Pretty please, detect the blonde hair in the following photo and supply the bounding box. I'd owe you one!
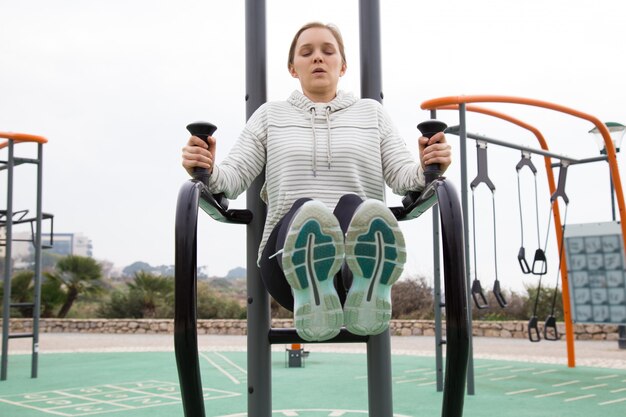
[287,22,347,69]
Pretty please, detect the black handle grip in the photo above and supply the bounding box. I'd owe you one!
[417,119,448,184]
[186,121,218,185]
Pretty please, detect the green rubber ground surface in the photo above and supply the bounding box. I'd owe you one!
[1,351,625,417]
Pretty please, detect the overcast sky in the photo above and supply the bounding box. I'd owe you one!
[2,0,626,292]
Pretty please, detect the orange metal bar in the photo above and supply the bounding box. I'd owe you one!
[0,132,48,149]
[424,96,624,368]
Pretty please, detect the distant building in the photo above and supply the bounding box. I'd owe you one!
[9,232,93,258]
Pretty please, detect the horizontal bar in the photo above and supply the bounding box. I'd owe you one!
[268,328,369,345]
[446,125,580,163]
[10,303,34,308]
[8,333,34,339]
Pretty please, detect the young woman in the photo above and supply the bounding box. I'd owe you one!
[182,22,451,341]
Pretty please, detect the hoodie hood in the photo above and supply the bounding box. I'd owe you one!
[287,90,358,176]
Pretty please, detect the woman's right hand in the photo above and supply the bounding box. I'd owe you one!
[182,135,216,177]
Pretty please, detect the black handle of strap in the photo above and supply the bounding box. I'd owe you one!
[493,280,507,308]
[532,248,548,275]
[543,316,559,341]
[518,247,531,274]
[528,316,541,342]
[471,279,489,309]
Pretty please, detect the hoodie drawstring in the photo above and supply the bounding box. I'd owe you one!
[325,107,332,170]
[310,107,318,177]
[309,106,333,177]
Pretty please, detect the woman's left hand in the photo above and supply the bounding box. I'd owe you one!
[418,132,452,174]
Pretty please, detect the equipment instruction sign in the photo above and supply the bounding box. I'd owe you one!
[565,221,626,324]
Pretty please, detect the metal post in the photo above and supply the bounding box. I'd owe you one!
[359,1,393,415]
[1,140,14,381]
[607,153,626,349]
[31,143,44,377]
[429,109,444,392]
[458,104,475,395]
[245,0,270,415]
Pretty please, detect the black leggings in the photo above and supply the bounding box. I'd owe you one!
[259,194,365,311]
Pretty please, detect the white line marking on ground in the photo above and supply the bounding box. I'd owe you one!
[355,375,368,380]
[505,388,537,396]
[553,380,580,387]
[564,394,596,402]
[490,375,517,381]
[404,368,430,373]
[594,374,618,380]
[396,378,428,384]
[199,352,240,385]
[473,364,492,369]
[281,411,299,416]
[476,373,494,378]
[417,381,437,387]
[581,384,608,390]
[53,390,135,410]
[599,397,626,406]
[610,388,626,393]
[213,352,247,374]
[329,412,347,417]
[535,391,566,398]
[533,369,558,375]
[0,399,73,416]
[509,367,536,373]
[486,365,514,371]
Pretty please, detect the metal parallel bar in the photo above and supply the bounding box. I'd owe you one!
[458,104,476,396]
[1,140,15,381]
[434,179,470,417]
[245,1,269,416]
[174,181,206,417]
[31,142,44,378]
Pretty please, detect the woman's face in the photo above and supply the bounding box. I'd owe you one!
[289,27,346,101]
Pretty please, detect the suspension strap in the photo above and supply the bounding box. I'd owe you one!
[545,202,568,341]
[516,151,539,274]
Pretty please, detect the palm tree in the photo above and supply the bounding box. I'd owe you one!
[127,271,174,318]
[45,255,104,318]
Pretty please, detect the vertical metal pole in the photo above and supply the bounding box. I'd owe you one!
[608,157,626,349]
[359,1,393,415]
[459,104,475,395]
[1,140,14,381]
[245,1,269,416]
[430,109,444,392]
[31,143,44,378]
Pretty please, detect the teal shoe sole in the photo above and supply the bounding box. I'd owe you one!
[344,200,406,336]
[282,201,345,342]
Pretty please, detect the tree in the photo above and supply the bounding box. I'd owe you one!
[391,276,435,319]
[126,271,174,318]
[45,255,104,318]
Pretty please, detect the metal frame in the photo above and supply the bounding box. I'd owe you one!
[422,97,626,367]
[174,1,470,416]
[1,132,50,381]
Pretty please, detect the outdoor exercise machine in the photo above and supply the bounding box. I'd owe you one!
[421,96,626,366]
[1,131,53,381]
[174,1,469,416]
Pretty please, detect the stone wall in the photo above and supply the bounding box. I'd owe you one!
[2,318,620,340]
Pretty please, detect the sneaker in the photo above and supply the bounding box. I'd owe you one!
[344,199,406,336]
[281,200,345,342]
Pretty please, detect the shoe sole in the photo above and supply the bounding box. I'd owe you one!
[344,200,406,336]
[282,201,345,342]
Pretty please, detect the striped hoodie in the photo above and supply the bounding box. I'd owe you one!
[208,90,425,261]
